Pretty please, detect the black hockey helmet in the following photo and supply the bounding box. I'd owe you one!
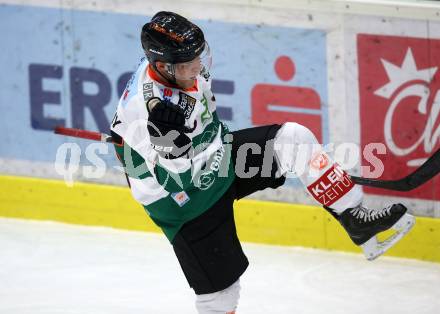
[141,11,206,65]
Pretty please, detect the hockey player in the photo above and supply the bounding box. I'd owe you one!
[110,11,415,314]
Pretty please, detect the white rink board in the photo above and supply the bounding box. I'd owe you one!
[1,218,439,314]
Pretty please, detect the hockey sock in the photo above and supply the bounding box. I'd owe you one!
[273,122,363,214]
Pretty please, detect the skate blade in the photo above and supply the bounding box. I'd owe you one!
[361,213,416,261]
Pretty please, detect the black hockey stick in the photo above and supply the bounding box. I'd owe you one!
[350,148,440,191]
[54,127,440,192]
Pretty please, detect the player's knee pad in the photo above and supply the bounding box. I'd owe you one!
[195,280,240,314]
[274,122,320,174]
[277,122,319,146]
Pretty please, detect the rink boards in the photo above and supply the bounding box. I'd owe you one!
[1,175,439,263]
[1,0,440,217]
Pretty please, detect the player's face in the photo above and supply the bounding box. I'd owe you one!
[173,42,212,81]
[174,57,203,81]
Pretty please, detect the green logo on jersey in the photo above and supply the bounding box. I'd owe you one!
[200,95,212,125]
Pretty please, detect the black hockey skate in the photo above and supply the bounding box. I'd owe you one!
[325,203,415,261]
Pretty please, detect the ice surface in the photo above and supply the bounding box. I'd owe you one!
[0,218,439,314]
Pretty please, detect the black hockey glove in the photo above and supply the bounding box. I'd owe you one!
[147,97,195,159]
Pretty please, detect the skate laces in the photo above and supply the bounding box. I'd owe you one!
[350,204,393,222]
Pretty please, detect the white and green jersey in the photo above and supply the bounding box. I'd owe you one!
[110,58,234,241]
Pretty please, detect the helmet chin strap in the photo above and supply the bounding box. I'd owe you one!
[165,64,178,85]
[151,61,178,85]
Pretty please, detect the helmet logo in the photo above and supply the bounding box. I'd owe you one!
[149,48,164,55]
[151,23,185,42]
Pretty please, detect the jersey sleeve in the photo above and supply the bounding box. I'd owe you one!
[111,93,195,193]
[110,97,155,181]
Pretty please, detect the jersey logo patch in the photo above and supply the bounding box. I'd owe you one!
[178,92,196,119]
[200,95,212,125]
[171,191,190,207]
[143,82,154,106]
[163,88,173,99]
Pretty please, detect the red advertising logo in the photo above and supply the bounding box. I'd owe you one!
[307,164,355,207]
[310,151,329,170]
[251,56,323,142]
[163,88,173,98]
[358,34,440,200]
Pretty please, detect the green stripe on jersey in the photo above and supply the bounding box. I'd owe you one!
[114,143,152,180]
